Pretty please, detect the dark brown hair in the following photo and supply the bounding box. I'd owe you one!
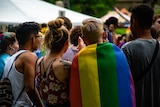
[0,32,16,54]
[70,26,82,46]
[57,16,72,30]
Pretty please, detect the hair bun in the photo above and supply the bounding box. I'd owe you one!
[48,19,64,30]
[82,18,101,25]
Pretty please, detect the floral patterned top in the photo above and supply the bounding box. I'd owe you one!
[36,58,69,105]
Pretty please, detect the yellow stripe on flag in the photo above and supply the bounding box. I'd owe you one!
[78,44,101,107]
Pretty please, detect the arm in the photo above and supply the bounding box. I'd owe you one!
[23,52,44,107]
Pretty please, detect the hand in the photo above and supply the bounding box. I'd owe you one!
[77,37,86,51]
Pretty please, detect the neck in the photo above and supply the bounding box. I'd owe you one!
[136,29,153,39]
[48,49,65,59]
[98,37,103,44]
[19,46,33,52]
[86,38,103,45]
[49,52,61,58]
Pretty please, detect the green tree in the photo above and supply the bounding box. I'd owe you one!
[70,0,116,18]
[44,0,55,4]
[43,0,117,18]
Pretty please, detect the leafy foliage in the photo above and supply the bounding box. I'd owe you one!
[116,28,126,35]
[154,10,160,14]
[43,0,117,18]
[70,0,116,18]
[44,0,55,4]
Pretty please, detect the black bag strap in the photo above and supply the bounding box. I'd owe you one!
[5,50,27,105]
[6,59,14,78]
[6,50,27,78]
[13,87,25,105]
[135,40,159,81]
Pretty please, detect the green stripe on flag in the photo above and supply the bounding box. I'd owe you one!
[97,43,119,107]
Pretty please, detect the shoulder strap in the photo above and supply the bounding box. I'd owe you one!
[13,87,25,105]
[135,40,159,81]
[6,50,27,105]
[6,50,27,78]
[42,57,57,78]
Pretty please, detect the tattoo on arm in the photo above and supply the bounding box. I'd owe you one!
[60,60,71,72]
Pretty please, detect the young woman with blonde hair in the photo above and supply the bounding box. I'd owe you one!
[36,19,71,107]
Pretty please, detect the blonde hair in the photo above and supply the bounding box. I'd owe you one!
[43,19,69,53]
[81,18,103,44]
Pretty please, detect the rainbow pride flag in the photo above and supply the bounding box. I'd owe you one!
[70,42,135,107]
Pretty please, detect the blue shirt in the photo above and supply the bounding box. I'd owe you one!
[0,53,11,78]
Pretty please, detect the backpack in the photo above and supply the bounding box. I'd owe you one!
[0,50,26,107]
[0,77,12,106]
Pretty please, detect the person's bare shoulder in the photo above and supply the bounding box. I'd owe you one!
[60,59,71,72]
[17,51,37,70]
[53,59,71,72]
[15,51,37,73]
[19,51,37,62]
[53,59,71,73]
[60,59,72,66]
[52,59,71,82]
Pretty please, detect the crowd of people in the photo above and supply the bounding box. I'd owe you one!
[0,3,160,107]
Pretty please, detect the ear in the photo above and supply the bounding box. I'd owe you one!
[131,18,136,27]
[8,44,13,50]
[9,44,16,51]
[81,37,88,46]
[31,35,36,44]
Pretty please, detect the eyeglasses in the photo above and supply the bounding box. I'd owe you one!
[35,35,42,39]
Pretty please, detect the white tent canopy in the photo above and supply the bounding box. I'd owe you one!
[0,0,99,25]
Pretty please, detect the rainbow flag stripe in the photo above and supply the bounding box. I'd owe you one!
[70,42,135,107]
